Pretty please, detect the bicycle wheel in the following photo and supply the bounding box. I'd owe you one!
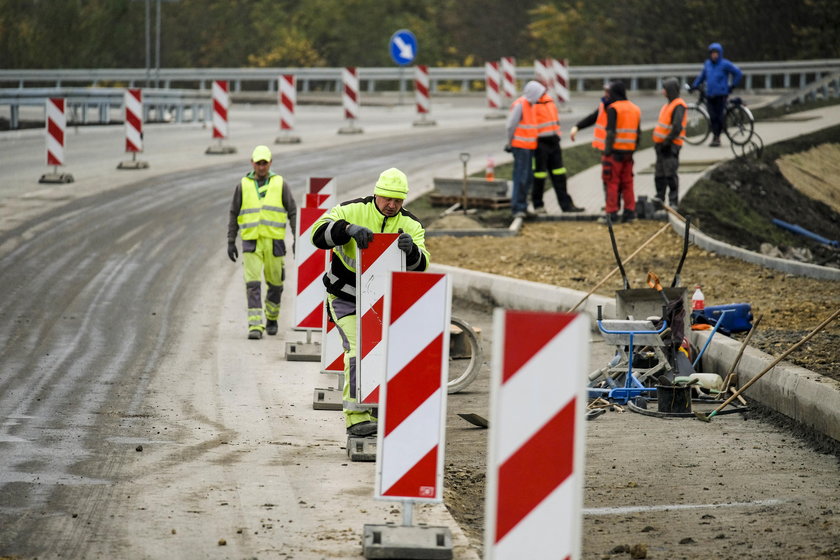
[725,104,754,146]
[447,317,483,394]
[683,103,710,145]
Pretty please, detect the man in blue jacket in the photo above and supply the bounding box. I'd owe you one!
[691,42,743,147]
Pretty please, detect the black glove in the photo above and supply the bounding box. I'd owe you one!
[397,229,416,254]
[227,242,238,262]
[503,144,513,153]
[346,224,373,249]
[659,142,672,155]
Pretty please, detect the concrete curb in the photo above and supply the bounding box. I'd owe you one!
[431,263,840,443]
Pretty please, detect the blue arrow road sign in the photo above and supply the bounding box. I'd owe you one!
[389,29,417,66]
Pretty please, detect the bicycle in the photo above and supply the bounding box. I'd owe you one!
[683,84,755,146]
[447,316,483,393]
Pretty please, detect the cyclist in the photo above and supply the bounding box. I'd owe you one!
[690,42,743,147]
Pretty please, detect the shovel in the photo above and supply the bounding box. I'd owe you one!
[696,307,840,422]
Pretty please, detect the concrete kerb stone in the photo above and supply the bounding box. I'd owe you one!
[431,263,840,443]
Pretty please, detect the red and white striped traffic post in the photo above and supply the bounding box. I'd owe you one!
[484,61,505,120]
[501,56,517,105]
[485,310,589,560]
[362,271,452,556]
[39,97,74,184]
[412,64,436,127]
[552,58,571,110]
[118,88,149,170]
[206,80,236,154]
[276,73,301,144]
[534,59,553,97]
[338,67,363,134]
[307,177,337,209]
[286,206,329,362]
[356,233,404,406]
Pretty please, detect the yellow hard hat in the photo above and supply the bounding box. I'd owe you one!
[251,145,272,162]
[374,168,409,199]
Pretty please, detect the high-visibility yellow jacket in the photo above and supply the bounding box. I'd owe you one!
[238,173,288,240]
[653,98,688,146]
[311,196,429,302]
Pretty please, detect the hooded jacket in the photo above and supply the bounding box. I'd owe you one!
[653,78,687,146]
[506,81,546,147]
[691,43,743,97]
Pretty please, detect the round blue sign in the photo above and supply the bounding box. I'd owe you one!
[389,29,417,66]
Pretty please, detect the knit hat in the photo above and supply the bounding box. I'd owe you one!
[374,168,409,199]
[251,145,272,162]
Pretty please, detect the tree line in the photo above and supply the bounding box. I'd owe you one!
[1,0,838,70]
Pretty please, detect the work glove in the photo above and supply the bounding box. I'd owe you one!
[397,229,416,254]
[346,224,374,249]
[503,144,512,153]
[227,242,238,262]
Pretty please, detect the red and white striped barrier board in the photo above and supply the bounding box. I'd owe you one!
[414,64,431,115]
[124,88,143,153]
[45,98,66,166]
[501,57,517,102]
[321,253,345,373]
[342,67,360,121]
[534,59,553,95]
[212,80,230,139]
[485,310,589,560]
[376,272,450,500]
[278,74,296,132]
[485,62,502,110]
[308,177,337,209]
[305,193,331,208]
[552,58,571,104]
[293,207,329,329]
[356,233,404,405]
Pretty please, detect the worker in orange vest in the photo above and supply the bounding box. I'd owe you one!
[504,80,545,219]
[531,80,584,214]
[593,81,641,224]
[652,78,688,207]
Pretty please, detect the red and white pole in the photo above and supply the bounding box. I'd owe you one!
[356,233,404,405]
[552,58,571,105]
[117,88,149,169]
[377,271,450,501]
[485,310,589,560]
[485,61,502,110]
[413,64,435,126]
[39,97,74,183]
[206,80,236,154]
[276,73,301,144]
[212,80,230,139]
[293,207,329,329]
[339,67,363,134]
[501,57,517,104]
[534,59,552,94]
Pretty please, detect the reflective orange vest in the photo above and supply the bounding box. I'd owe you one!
[610,100,641,151]
[510,96,539,149]
[653,98,688,146]
[535,93,561,137]
[591,102,607,150]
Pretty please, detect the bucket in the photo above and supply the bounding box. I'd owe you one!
[656,385,692,414]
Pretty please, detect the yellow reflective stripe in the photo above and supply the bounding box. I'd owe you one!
[533,171,548,178]
[552,167,567,175]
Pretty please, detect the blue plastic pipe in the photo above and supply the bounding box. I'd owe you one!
[772,218,839,248]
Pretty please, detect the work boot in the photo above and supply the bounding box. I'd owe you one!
[346,420,377,437]
[265,319,278,336]
[248,329,263,340]
[622,210,637,223]
[709,136,721,147]
[563,205,585,213]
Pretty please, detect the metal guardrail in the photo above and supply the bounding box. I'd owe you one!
[0,87,210,129]
[769,71,840,107]
[1,60,839,93]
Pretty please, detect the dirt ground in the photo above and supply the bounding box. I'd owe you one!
[430,139,840,558]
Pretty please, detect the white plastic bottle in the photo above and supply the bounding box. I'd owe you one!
[691,285,705,312]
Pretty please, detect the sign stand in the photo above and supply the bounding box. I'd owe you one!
[362,271,453,559]
[285,328,320,361]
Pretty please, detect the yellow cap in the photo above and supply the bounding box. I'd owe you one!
[373,168,409,199]
[251,145,272,163]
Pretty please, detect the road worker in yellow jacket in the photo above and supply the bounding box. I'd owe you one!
[311,168,429,437]
[227,145,297,340]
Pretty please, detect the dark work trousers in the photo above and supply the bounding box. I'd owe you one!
[654,143,681,207]
[707,95,727,139]
[531,135,575,211]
